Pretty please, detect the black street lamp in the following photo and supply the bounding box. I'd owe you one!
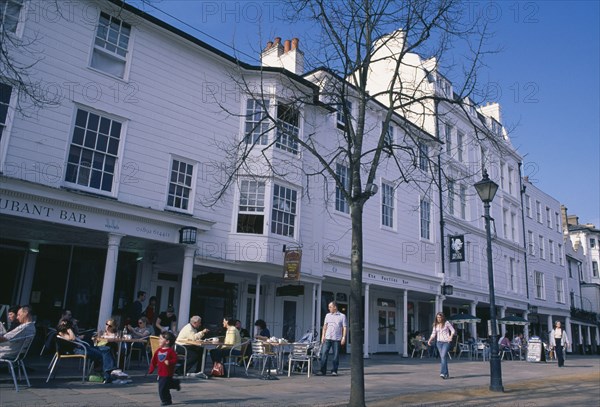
[473,169,504,392]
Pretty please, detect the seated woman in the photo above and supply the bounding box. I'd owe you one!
[97,318,125,364]
[210,318,241,364]
[254,319,271,341]
[57,319,116,383]
[125,316,152,359]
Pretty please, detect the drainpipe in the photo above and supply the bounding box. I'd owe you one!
[518,162,530,300]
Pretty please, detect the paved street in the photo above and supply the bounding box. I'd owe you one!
[1,354,598,406]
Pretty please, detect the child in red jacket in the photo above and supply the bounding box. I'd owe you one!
[149,331,180,406]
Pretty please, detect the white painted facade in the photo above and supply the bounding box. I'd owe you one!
[1,0,597,355]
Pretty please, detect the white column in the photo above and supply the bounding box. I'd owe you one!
[499,306,506,336]
[435,295,442,314]
[547,314,553,333]
[596,325,600,347]
[18,242,39,305]
[402,289,408,357]
[523,311,529,340]
[97,233,124,331]
[470,301,478,340]
[586,326,592,347]
[565,316,573,352]
[311,283,317,334]
[177,246,196,331]
[363,283,370,358]
[316,283,322,334]
[254,274,262,333]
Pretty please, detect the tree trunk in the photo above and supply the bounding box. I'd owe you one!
[349,202,365,406]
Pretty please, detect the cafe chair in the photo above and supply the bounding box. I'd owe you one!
[457,343,471,360]
[287,342,313,378]
[174,343,187,376]
[223,339,251,377]
[125,336,150,369]
[410,338,428,358]
[246,341,276,377]
[0,334,35,391]
[47,337,94,383]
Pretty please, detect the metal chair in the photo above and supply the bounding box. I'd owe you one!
[287,342,313,377]
[223,339,251,377]
[47,337,94,383]
[246,341,276,377]
[474,342,488,361]
[457,343,471,359]
[410,338,428,358]
[0,334,35,391]
[125,337,150,369]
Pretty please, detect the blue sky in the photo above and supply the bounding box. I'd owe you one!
[136,0,600,227]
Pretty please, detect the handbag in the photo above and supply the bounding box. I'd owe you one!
[211,361,225,377]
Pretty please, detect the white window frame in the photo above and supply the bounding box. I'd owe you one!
[539,235,545,259]
[528,230,535,255]
[456,131,464,162]
[555,277,564,303]
[236,179,266,234]
[509,258,516,292]
[558,244,564,266]
[381,181,395,228]
[592,261,599,278]
[525,195,532,218]
[244,98,271,145]
[444,123,452,155]
[555,212,561,233]
[546,206,552,229]
[418,142,428,171]
[500,162,505,190]
[275,102,300,154]
[511,213,517,242]
[420,198,431,240]
[508,167,514,195]
[0,81,16,165]
[90,11,132,79]
[166,157,196,213]
[459,184,467,220]
[534,271,545,300]
[271,183,297,237]
[336,100,352,130]
[335,163,350,214]
[1,0,25,36]
[536,201,542,223]
[64,106,125,197]
[447,180,455,216]
[549,239,555,263]
[503,208,509,239]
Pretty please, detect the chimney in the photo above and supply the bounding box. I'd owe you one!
[260,36,304,75]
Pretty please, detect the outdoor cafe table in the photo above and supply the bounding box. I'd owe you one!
[97,336,147,373]
[179,339,221,379]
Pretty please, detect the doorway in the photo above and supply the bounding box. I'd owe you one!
[376,298,397,352]
[152,273,180,317]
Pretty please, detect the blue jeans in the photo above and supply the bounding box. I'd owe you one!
[436,341,451,376]
[320,340,341,374]
[76,345,115,379]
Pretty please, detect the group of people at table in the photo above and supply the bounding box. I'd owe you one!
[53,305,272,381]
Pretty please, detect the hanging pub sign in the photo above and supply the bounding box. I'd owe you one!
[283,248,302,281]
[449,235,465,262]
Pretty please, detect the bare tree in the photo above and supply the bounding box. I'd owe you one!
[205,1,499,405]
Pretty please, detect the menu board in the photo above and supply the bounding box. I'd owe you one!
[527,339,543,362]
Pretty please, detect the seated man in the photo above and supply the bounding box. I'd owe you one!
[176,315,209,376]
[0,305,36,359]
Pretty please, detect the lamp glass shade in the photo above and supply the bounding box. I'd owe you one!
[179,227,197,244]
[474,169,499,203]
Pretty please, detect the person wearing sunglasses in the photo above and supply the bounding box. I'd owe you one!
[126,317,152,339]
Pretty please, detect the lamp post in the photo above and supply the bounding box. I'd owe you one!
[474,169,504,392]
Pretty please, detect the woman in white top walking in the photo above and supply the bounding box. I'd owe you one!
[428,312,456,379]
